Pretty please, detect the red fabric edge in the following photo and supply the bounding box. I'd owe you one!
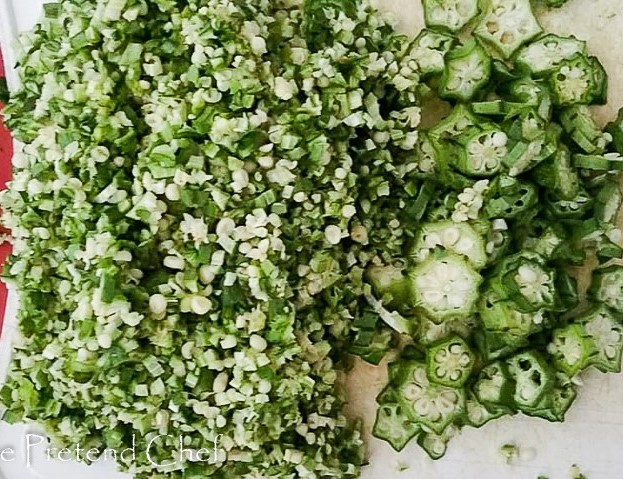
[0,47,13,337]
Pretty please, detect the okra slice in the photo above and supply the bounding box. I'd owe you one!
[479,288,544,337]
[522,377,577,422]
[473,361,516,411]
[423,0,479,33]
[590,266,623,313]
[415,316,477,346]
[532,145,581,201]
[594,180,623,226]
[606,107,623,154]
[573,153,623,172]
[507,351,555,408]
[417,425,458,460]
[426,335,475,388]
[365,264,413,310]
[439,39,492,102]
[547,324,597,376]
[548,53,601,106]
[408,29,456,78]
[410,220,487,269]
[475,328,528,361]
[464,392,509,428]
[485,179,538,219]
[409,253,482,322]
[515,34,587,77]
[429,103,481,140]
[411,133,439,177]
[454,129,508,177]
[560,106,611,155]
[395,361,466,434]
[578,306,623,373]
[545,188,593,219]
[507,78,552,120]
[500,256,556,312]
[372,403,421,452]
[589,56,608,105]
[474,0,542,59]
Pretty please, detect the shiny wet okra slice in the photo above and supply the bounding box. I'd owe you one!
[395,361,466,434]
[454,129,508,178]
[410,220,487,269]
[426,335,475,388]
[409,253,482,322]
[422,0,479,33]
[417,425,458,460]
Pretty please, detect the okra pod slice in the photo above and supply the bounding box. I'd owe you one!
[577,306,623,373]
[426,335,476,388]
[423,0,479,33]
[417,425,458,460]
[545,188,593,219]
[474,0,542,58]
[395,361,466,434]
[464,392,509,428]
[409,253,482,323]
[560,105,611,155]
[473,361,516,412]
[410,220,487,269]
[372,402,421,452]
[532,145,581,201]
[590,266,623,313]
[548,53,602,106]
[573,153,623,172]
[606,106,623,154]
[485,179,538,219]
[408,29,456,78]
[522,377,577,422]
[454,129,508,177]
[439,39,492,102]
[548,324,597,376]
[365,264,413,311]
[515,34,587,77]
[507,351,555,408]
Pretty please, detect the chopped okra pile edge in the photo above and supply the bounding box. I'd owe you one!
[0,0,622,477]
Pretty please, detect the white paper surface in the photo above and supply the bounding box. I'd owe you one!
[0,1,622,479]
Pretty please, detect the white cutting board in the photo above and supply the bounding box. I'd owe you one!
[0,1,622,479]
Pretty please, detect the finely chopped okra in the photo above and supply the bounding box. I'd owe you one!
[0,0,622,475]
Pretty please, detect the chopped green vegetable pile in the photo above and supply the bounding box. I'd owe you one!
[0,0,622,475]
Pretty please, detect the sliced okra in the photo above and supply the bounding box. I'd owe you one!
[474,0,542,59]
[454,128,508,177]
[473,361,516,412]
[417,425,458,460]
[578,306,623,373]
[560,106,611,155]
[365,264,413,310]
[532,145,581,201]
[515,34,587,77]
[545,188,593,219]
[423,0,479,33]
[522,376,577,422]
[547,324,597,376]
[408,29,456,78]
[372,402,421,452]
[548,53,603,106]
[464,392,509,428]
[395,361,466,434]
[410,220,487,269]
[506,351,555,409]
[590,266,623,314]
[606,107,623,155]
[409,253,482,322]
[426,335,476,388]
[507,78,553,120]
[439,39,492,102]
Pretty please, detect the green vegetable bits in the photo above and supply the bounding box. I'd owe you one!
[369,0,623,461]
